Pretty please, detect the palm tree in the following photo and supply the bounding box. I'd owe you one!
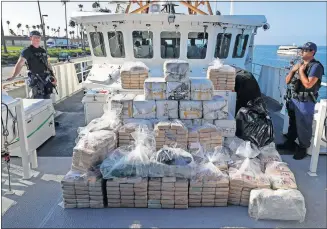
[92,1,100,10]
[71,31,75,39]
[17,23,22,35]
[6,20,10,34]
[47,25,50,35]
[61,0,69,47]
[78,4,83,11]
[9,29,16,36]
[57,27,60,37]
[2,21,8,53]
[36,24,40,32]
[25,25,30,34]
[32,25,36,30]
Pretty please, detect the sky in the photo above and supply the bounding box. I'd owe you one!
[1,0,326,46]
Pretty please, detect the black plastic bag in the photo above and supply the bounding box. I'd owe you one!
[235,97,274,147]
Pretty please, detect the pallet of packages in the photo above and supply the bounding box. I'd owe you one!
[207,64,236,91]
[120,61,149,89]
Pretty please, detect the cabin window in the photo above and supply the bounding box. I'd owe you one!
[215,33,232,59]
[89,32,106,57]
[160,31,181,59]
[187,32,208,59]
[233,34,249,58]
[108,31,125,58]
[132,31,153,58]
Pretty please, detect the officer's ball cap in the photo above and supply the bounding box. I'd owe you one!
[300,42,317,53]
[30,30,41,37]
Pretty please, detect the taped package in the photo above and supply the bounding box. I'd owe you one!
[155,120,188,150]
[72,130,117,173]
[101,127,155,179]
[148,146,195,179]
[190,78,214,101]
[249,189,306,222]
[228,158,271,206]
[163,60,189,82]
[166,81,191,100]
[88,169,105,208]
[106,177,148,208]
[144,77,167,100]
[179,101,202,119]
[207,61,236,91]
[190,157,230,207]
[120,61,149,89]
[111,94,136,118]
[133,95,156,119]
[258,142,282,171]
[87,63,120,84]
[156,100,179,120]
[214,113,236,137]
[265,161,297,190]
[203,95,228,120]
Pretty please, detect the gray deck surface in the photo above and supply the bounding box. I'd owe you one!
[2,92,327,228]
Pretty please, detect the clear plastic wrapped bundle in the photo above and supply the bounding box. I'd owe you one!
[76,109,122,142]
[149,146,195,178]
[249,188,306,222]
[235,141,261,159]
[100,147,130,179]
[118,122,153,147]
[111,94,136,118]
[122,118,154,129]
[228,137,246,153]
[100,127,155,178]
[214,113,236,137]
[120,61,149,89]
[144,77,167,100]
[203,95,228,120]
[190,78,214,101]
[163,60,189,82]
[194,123,223,150]
[258,142,282,171]
[72,130,117,173]
[265,161,297,190]
[207,60,236,91]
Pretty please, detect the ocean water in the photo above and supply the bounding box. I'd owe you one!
[253,45,327,100]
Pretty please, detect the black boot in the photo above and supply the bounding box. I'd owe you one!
[276,140,297,152]
[293,147,307,160]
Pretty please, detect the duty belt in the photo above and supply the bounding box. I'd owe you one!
[292,92,317,103]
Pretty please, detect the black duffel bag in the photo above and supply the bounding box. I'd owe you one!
[235,97,274,147]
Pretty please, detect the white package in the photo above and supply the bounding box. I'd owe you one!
[156,100,178,120]
[215,113,236,137]
[144,77,166,100]
[111,94,136,118]
[179,101,202,119]
[166,81,190,100]
[249,189,306,222]
[87,64,120,84]
[133,95,156,119]
[203,95,228,120]
[190,78,214,101]
[120,61,149,75]
[163,60,189,82]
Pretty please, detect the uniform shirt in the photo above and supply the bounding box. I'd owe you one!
[308,62,324,80]
[21,45,48,74]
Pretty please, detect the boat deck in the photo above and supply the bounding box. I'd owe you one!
[2,91,326,228]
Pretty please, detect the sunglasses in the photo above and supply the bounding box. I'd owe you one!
[301,49,313,53]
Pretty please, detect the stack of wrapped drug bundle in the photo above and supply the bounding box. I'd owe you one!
[148,146,194,208]
[120,61,149,89]
[156,100,179,120]
[179,101,202,119]
[101,127,154,208]
[197,124,224,150]
[154,120,188,150]
[203,95,229,120]
[111,94,136,119]
[189,146,231,207]
[164,60,190,100]
[228,140,270,206]
[144,77,166,100]
[106,177,148,208]
[206,60,236,91]
[72,130,117,173]
[87,169,105,208]
[257,142,282,171]
[61,170,80,209]
[133,95,156,119]
[265,161,298,190]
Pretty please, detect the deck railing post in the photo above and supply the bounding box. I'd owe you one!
[308,99,327,176]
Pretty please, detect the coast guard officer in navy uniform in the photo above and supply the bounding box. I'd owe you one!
[277,42,324,160]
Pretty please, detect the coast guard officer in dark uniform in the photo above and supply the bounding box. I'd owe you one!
[8,30,57,99]
[277,42,324,160]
